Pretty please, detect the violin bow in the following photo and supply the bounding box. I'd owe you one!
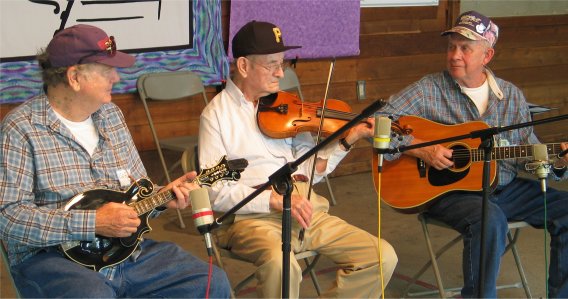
[300,58,336,245]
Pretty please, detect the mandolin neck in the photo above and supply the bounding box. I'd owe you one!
[126,155,246,216]
[129,177,200,216]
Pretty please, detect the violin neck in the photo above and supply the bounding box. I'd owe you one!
[317,107,358,121]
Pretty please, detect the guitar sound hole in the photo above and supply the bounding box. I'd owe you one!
[450,144,470,169]
[428,143,471,187]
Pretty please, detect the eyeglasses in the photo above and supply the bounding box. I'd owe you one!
[78,36,117,64]
[248,58,289,73]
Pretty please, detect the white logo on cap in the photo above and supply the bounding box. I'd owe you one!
[476,23,487,34]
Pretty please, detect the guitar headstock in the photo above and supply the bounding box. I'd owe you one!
[196,156,248,187]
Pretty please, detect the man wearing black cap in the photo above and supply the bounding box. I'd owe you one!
[0,24,231,298]
[382,11,568,297]
[199,20,398,298]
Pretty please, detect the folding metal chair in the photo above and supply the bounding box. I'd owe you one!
[214,246,322,297]
[180,147,323,297]
[137,71,208,228]
[403,213,532,298]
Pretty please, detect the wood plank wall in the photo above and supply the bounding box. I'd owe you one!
[1,0,566,177]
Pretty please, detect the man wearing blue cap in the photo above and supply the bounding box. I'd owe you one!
[199,20,398,298]
[0,24,231,298]
[382,11,568,297]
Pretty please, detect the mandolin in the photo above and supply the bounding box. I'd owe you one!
[60,155,248,271]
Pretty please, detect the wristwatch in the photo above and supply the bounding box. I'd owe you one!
[339,137,352,151]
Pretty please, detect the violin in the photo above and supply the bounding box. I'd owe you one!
[257,91,412,139]
[257,91,358,139]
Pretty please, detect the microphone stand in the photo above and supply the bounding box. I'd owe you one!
[381,113,568,297]
[208,99,386,298]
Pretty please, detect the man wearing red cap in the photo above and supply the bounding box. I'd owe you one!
[199,21,398,298]
[0,24,231,298]
[382,11,568,297]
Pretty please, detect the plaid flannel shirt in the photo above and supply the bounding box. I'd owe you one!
[0,95,147,279]
[381,69,566,187]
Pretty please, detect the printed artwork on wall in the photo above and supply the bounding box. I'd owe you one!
[0,0,228,104]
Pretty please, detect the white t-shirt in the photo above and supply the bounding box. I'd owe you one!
[53,110,99,156]
[461,80,489,115]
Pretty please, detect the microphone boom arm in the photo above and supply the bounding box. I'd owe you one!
[383,114,568,155]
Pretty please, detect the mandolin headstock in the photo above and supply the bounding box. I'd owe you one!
[196,156,248,187]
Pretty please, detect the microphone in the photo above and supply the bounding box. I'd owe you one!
[527,144,551,193]
[190,188,215,256]
[373,116,392,173]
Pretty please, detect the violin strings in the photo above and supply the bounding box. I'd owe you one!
[299,105,357,116]
[298,106,358,118]
[299,102,353,113]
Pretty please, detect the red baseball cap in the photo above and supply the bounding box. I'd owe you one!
[46,24,135,68]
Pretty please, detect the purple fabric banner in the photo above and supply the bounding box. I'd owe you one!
[229,0,360,60]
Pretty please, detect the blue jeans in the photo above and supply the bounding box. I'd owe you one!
[11,239,231,298]
[426,177,568,298]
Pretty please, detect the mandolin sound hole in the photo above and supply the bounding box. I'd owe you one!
[79,237,112,254]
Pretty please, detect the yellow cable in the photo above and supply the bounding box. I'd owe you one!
[377,170,386,298]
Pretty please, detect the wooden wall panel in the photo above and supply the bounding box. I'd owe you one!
[1,0,566,177]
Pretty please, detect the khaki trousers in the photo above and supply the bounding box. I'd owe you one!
[217,183,397,298]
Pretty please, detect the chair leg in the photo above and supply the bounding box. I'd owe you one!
[402,233,461,298]
[173,209,185,229]
[157,148,186,229]
[419,217,447,299]
[303,255,322,296]
[406,219,532,298]
[233,273,256,296]
[324,175,337,206]
[508,229,532,298]
[167,158,190,229]
[228,252,322,297]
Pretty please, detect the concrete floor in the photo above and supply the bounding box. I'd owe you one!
[1,149,566,298]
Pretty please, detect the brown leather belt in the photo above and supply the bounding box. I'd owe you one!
[253,174,309,190]
[292,174,309,182]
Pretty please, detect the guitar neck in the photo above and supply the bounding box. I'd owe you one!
[471,143,562,162]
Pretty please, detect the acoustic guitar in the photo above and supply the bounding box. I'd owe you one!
[60,155,248,271]
[373,116,562,213]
